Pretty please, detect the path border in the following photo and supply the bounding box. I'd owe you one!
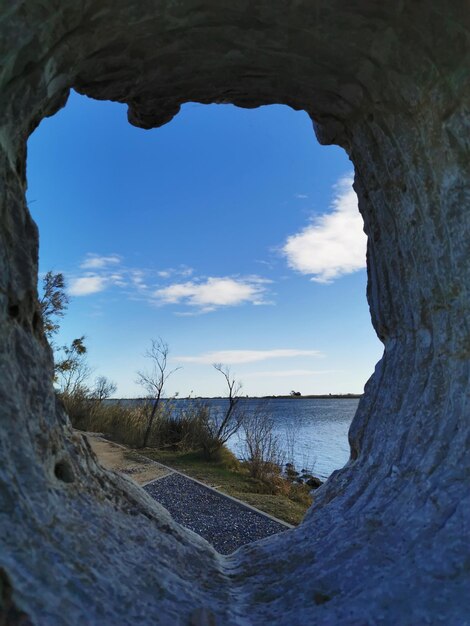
[83,431,294,529]
[143,468,294,529]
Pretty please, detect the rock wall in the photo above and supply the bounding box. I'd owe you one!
[0,2,468,624]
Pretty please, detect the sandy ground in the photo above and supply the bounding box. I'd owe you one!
[84,432,171,485]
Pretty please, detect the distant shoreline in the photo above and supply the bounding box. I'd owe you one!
[250,394,361,400]
[111,394,362,402]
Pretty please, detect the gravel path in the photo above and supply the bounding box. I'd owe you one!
[144,473,288,554]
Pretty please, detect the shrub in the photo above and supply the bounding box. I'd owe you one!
[241,409,284,481]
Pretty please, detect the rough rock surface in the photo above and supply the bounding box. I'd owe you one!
[0,2,469,624]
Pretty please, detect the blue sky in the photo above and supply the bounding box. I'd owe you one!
[27,90,382,397]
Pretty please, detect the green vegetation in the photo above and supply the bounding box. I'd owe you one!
[40,271,118,409]
[39,271,69,341]
[138,448,313,526]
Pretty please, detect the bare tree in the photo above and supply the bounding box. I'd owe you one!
[136,338,181,448]
[202,364,245,458]
[91,376,117,404]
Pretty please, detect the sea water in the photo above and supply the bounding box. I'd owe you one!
[200,397,359,480]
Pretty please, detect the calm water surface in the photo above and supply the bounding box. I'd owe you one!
[201,398,359,480]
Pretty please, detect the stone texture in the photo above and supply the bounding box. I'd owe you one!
[0,1,469,624]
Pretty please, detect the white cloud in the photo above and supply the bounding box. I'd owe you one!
[176,349,322,365]
[69,275,107,296]
[295,193,308,199]
[282,175,366,283]
[157,266,194,279]
[69,255,269,312]
[109,274,127,287]
[131,270,148,291]
[68,253,127,296]
[80,254,121,270]
[179,266,194,278]
[244,369,337,378]
[153,276,271,312]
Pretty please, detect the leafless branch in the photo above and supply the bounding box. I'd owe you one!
[136,338,181,447]
[206,363,245,449]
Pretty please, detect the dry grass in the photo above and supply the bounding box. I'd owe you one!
[65,397,214,450]
[67,398,150,447]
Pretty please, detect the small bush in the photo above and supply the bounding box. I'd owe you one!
[241,409,284,481]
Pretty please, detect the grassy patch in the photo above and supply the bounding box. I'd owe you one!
[139,447,313,526]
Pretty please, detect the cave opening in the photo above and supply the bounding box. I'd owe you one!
[27,90,381,491]
[1,3,467,622]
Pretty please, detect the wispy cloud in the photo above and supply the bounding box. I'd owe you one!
[130,270,148,291]
[157,265,194,279]
[255,258,276,271]
[295,193,308,199]
[153,276,272,312]
[244,369,338,378]
[282,175,366,283]
[157,270,171,279]
[176,349,322,365]
[69,253,126,296]
[69,275,108,296]
[80,254,121,270]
